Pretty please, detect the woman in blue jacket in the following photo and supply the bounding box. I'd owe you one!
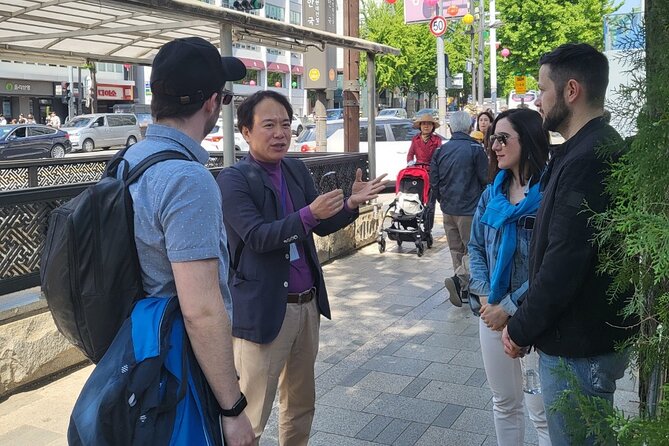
[468,108,551,445]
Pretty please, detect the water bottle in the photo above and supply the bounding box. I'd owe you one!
[519,348,542,394]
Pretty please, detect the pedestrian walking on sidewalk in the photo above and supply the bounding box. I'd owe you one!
[217,90,387,445]
[501,43,639,445]
[115,37,254,445]
[430,110,488,307]
[407,113,441,166]
[468,108,551,445]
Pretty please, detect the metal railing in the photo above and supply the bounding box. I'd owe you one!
[0,152,368,296]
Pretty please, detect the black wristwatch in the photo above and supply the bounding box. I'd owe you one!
[221,392,247,417]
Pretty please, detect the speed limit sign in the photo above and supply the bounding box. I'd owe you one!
[429,16,447,37]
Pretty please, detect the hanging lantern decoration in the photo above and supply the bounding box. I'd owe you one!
[249,80,256,86]
[386,0,396,4]
[446,5,459,16]
[275,81,281,87]
[424,0,438,7]
[500,47,510,60]
[292,81,298,88]
[462,13,474,25]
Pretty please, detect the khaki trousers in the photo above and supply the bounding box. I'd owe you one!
[442,213,473,291]
[233,298,320,446]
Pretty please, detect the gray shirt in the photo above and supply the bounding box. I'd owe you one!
[121,124,233,317]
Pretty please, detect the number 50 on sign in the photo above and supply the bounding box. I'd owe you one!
[429,16,447,37]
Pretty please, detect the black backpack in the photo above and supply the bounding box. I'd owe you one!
[40,148,191,363]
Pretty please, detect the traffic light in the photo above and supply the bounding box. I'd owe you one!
[233,0,263,11]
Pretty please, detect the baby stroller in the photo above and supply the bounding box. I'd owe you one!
[377,164,434,257]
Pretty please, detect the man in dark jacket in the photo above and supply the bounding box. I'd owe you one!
[217,90,386,445]
[430,110,488,307]
[502,43,638,445]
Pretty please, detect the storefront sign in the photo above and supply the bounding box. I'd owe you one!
[96,84,134,101]
[303,0,336,90]
[1,79,53,96]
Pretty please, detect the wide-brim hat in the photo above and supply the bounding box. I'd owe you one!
[413,113,440,129]
[151,37,246,105]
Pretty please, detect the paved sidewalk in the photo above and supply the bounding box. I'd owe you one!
[0,214,639,446]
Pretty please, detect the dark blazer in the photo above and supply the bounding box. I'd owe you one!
[216,156,358,344]
[507,117,637,357]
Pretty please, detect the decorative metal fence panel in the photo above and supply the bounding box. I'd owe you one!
[0,153,369,295]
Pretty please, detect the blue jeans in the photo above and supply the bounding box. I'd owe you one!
[539,350,630,446]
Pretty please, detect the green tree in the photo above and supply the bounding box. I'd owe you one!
[495,0,619,96]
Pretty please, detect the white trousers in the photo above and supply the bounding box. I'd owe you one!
[479,318,551,446]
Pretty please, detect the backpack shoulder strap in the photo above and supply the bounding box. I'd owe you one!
[125,151,191,185]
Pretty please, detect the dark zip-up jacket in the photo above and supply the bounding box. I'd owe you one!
[429,132,488,216]
[507,117,638,357]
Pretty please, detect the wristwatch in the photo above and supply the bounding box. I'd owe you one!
[221,392,247,417]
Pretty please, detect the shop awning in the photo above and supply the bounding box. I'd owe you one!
[237,57,265,70]
[291,65,304,75]
[267,62,290,73]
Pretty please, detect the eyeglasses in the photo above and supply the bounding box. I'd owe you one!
[490,133,518,145]
[220,89,234,106]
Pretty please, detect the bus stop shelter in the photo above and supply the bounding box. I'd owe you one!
[0,0,400,173]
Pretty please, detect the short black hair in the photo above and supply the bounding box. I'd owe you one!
[151,88,222,121]
[488,108,549,186]
[539,43,609,108]
[237,90,293,133]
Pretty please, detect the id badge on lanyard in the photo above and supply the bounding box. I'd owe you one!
[281,175,300,262]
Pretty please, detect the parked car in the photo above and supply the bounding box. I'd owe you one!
[326,108,344,120]
[292,118,446,182]
[61,113,141,152]
[202,119,249,152]
[378,108,408,119]
[0,124,72,160]
[291,115,304,136]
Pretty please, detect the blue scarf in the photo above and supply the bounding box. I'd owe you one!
[480,170,542,304]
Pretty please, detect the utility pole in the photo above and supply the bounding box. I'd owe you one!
[489,0,497,112]
[343,0,360,152]
[469,0,476,103]
[477,0,485,105]
[436,3,447,130]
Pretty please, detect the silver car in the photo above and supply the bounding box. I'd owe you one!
[62,113,141,152]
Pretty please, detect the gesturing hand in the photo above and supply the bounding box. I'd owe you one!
[309,189,345,220]
[348,168,389,209]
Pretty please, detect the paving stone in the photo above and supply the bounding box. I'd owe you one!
[355,415,393,441]
[324,346,358,364]
[393,343,459,364]
[417,380,492,409]
[361,355,430,377]
[393,422,429,446]
[309,432,378,446]
[374,418,411,444]
[383,304,414,317]
[356,371,414,394]
[410,319,471,335]
[364,393,445,424]
[450,349,485,369]
[414,426,488,446]
[379,295,428,307]
[314,361,334,378]
[407,332,432,344]
[318,385,380,411]
[451,407,496,437]
[312,404,375,437]
[377,340,406,356]
[432,403,466,428]
[339,369,371,387]
[0,426,61,445]
[464,368,488,387]
[419,362,476,384]
[399,377,431,398]
[422,333,482,352]
[460,323,480,337]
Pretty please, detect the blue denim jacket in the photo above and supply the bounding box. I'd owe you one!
[468,183,536,315]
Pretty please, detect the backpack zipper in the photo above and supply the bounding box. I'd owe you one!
[67,213,86,351]
[90,187,102,293]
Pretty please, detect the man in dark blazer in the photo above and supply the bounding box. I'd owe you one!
[216,90,386,445]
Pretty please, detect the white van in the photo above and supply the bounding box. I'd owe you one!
[62,113,141,152]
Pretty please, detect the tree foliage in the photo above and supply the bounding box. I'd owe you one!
[486,0,617,96]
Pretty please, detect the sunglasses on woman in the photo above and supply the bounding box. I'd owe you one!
[489,133,518,145]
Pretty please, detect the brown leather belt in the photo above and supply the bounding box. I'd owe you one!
[287,287,316,304]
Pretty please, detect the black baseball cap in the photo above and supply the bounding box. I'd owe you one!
[151,37,247,105]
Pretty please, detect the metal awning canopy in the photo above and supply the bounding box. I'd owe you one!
[0,0,399,66]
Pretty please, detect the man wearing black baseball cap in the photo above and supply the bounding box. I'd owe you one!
[120,37,254,445]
